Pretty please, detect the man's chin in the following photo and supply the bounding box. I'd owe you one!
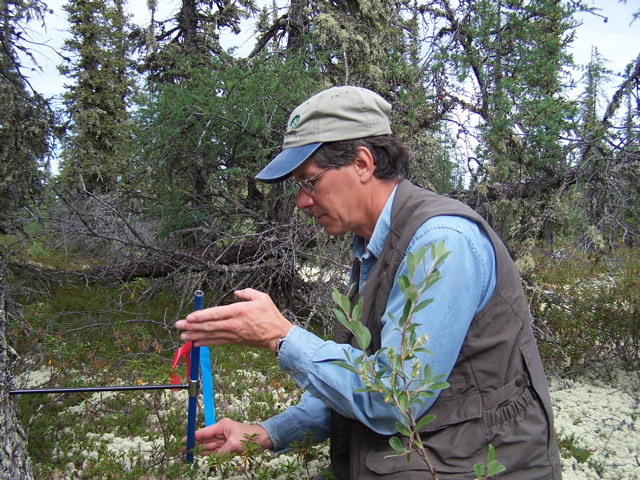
[320,224,347,237]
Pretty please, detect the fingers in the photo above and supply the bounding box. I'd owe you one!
[183,419,274,456]
[175,329,236,348]
[182,427,227,456]
[194,424,229,453]
[182,305,236,326]
[182,290,263,325]
[232,288,264,302]
[174,305,240,340]
[174,289,293,350]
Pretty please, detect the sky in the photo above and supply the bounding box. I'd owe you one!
[18,0,640,103]
[571,1,639,74]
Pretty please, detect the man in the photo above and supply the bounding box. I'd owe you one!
[175,86,562,479]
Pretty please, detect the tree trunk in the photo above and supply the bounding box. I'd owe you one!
[285,0,307,53]
[0,264,34,480]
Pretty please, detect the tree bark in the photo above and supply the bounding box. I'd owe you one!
[0,264,34,479]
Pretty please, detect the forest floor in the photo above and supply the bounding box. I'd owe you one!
[15,358,640,479]
[549,365,640,479]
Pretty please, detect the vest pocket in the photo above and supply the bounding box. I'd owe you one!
[365,445,432,477]
[482,386,535,427]
[364,421,484,476]
[480,387,556,478]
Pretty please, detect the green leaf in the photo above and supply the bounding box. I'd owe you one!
[487,461,506,476]
[405,284,419,304]
[344,350,352,363]
[429,381,450,391]
[398,391,409,411]
[406,251,417,276]
[352,299,363,323]
[402,298,413,321]
[412,246,428,265]
[474,464,486,479]
[331,308,350,330]
[389,436,404,453]
[398,412,410,425]
[330,361,359,374]
[331,287,350,313]
[433,243,451,268]
[394,422,411,437]
[484,443,506,475]
[414,347,434,356]
[375,367,388,383]
[330,287,341,303]
[392,351,404,371]
[423,363,433,382]
[405,317,419,330]
[408,329,418,348]
[353,387,374,393]
[415,414,436,430]
[417,390,435,398]
[413,298,434,314]
[353,322,371,350]
[398,274,410,291]
[422,272,441,291]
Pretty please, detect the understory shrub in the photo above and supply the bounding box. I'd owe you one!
[529,247,639,373]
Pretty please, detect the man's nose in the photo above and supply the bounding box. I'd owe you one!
[296,189,314,210]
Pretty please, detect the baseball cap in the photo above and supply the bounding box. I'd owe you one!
[255,86,392,184]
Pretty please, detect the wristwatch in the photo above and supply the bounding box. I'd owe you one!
[275,336,286,357]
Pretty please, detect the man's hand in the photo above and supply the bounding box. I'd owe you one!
[174,288,293,352]
[185,418,274,455]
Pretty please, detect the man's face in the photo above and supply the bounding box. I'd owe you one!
[292,159,363,237]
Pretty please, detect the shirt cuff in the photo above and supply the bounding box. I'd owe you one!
[277,325,325,388]
[260,411,296,452]
[259,392,332,452]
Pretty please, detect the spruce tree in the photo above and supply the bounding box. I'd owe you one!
[58,0,133,193]
[0,0,54,233]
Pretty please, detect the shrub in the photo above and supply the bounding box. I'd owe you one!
[530,248,639,373]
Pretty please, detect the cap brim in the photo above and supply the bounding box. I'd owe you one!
[255,143,322,184]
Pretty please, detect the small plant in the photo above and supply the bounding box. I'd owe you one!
[331,241,505,479]
[474,444,506,480]
[587,459,606,477]
[557,431,593,463]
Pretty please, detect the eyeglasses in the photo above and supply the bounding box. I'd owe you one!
[295,167,330,194]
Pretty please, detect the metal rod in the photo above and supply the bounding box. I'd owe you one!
[9,384,189,395]
[186,289,204,463]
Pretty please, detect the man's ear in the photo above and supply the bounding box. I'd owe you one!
[353,147,375,182]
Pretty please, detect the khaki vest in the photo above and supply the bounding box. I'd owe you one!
[330,180,561,479]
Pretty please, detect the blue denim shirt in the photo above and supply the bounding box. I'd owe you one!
[261,187,496,451]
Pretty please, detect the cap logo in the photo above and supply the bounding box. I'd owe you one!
[289,115,301,130]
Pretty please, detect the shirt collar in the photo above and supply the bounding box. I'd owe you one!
[350,185,398,261]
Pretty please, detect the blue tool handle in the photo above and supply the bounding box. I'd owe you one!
[193,290,204,311]
[186,290,204,462]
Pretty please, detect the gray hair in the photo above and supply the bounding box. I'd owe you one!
[311,135,409,180]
